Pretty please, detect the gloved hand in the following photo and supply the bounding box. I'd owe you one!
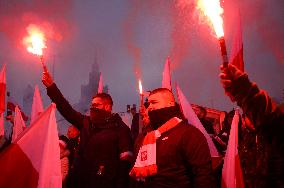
[219,64,244,101]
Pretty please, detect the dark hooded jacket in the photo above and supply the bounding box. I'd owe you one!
[227,73,284,187]
[47,84,133,188]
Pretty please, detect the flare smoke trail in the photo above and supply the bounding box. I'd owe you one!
[122,0,142,80]
[170,0,195,69]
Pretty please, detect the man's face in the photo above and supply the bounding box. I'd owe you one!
[91,97,111,112]
[67,126,79,139]
[147,93,173,112]
[196,108,206,119]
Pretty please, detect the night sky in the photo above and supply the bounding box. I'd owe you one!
[1,0,284,114]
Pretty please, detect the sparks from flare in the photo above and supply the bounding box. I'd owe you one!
[197,0,224,38]
[197,0,228,66]
[23,24,47,56]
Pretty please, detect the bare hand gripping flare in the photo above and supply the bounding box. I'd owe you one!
[197,0,228,67]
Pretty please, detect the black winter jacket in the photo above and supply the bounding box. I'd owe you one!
[228,74,284,187]
[47,84,133,188]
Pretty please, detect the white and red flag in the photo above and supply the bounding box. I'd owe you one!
[98,72,103,93]
[176,83,219,157]
[7,101,29,121]
[30,85,44,124]
[0,64,6,136]
[0,103,61,188]
[229,12,244,72]
[11,106,27,143]
[221,109,244,188]
[162,57,172,90]
[0,113,4,137]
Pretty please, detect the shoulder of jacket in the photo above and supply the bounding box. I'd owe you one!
[178,121,204,135]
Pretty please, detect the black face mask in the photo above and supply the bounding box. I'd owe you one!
[90,107,111,124]
[148,106,182,130]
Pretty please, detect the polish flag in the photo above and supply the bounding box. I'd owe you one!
[0,103,62,188]
[98,72,103,93]
[229,11,244,72]
[162,57,172,90]
[0,64,6,136]
[7,101,29,121]
[221,109,244,188]
[11,106,26,143]
[176,83,219,157]
[30,85,44,124]
[0,113,4,137]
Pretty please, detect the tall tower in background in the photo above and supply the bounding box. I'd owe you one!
[74,58,108,113]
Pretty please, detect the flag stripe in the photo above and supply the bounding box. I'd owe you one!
[12,106,26,142]
[231,45,244,72]
[229,11,244,72]
[7,101,29,121]
[162,57,172,90]
[0,83,6,113]
[0,64,6,113]
[0,103,61,188]
[176,84,219,157]
[221,110,244,188]
[0,144,39,188]
[0,113,4,136]
[235,154,245,188]
[30,85,44,124]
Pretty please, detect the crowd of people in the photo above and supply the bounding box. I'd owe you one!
[0,63,283,188]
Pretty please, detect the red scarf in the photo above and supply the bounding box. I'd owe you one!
[130,117,182,178]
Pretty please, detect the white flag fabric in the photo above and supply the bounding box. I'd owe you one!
[221,109,244,188]
[162,57,172,90]
[0,113,4,137]
[229,11,244,72]
[176,84,219,157]
[0,103,62,188]
[0,64,6,113]
[30,85,44,124]
[11,105,26,143]
[0,64,6,137]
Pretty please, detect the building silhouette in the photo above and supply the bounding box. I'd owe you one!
[74,62,101,113]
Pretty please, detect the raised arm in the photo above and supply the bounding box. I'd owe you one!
[219,64,277,129]
[42,66,85,129]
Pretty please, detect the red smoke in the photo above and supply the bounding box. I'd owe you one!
[236,0,284,64]
[122,0,142,80]
[170,1,194,69]
[0,0,73,52]
[256,16,284,64]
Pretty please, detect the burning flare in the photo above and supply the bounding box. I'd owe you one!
[23,24,47,56]
[138,80,143,95]
[197,0,224,38]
